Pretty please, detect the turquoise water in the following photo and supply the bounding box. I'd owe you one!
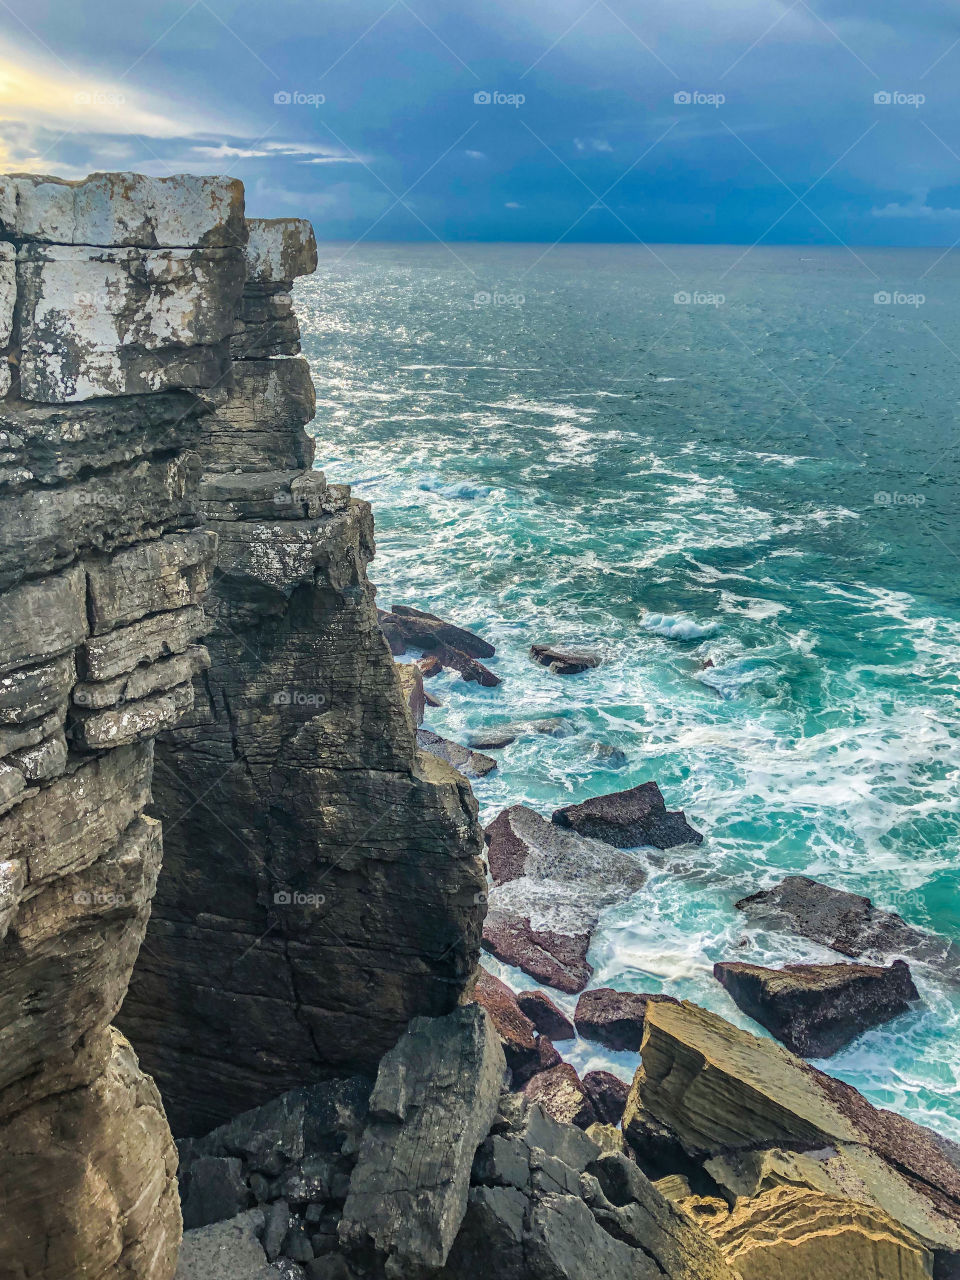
[299,243,960,1140]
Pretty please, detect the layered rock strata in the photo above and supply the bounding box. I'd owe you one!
[120,215,486,1137]
[0,172,240,1280]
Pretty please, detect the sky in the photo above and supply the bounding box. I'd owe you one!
[1,0,960,245]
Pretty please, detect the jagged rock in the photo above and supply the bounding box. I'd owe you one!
[0,652,75,725]
[582,1071,630,1127]
[73,645,210,710]
[175,1208,276,1280]
[430,643,501,687]
[417,655,443,679]
[553,781,703,850]
[0,172,244,247]
[516,989,575,1041]
[526,1193,652,1278]
[472,968,542,1084]
[417,728,497,778]
[631,999,960,1257]
[0,761,27,816]
[586,1123,627,1155]
[378,604,495,659]
[481,806,647,993]
[714,958,920,1057]
[72,681,196,750]
[0,1028,181,1280]
[524,1064,597,1130]
[586,1150,739,1279]
[0,242,14,345]
[574,989,679,1052]
[8,728,68,781]
[339,1006,506,1274]
[483,909,594,994]
[396,663,426,726]
[737,875,960,978]
[180,1156,252,1229]
[708,1184,933,1280]
[529,644,600,675]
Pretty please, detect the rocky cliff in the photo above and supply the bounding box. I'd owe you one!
[0,172,241,1280]
[117,214,486,1139]
[0,171,486,1277]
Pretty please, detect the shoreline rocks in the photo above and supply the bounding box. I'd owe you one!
[736,875,960,980]
[714,958,920,1057]
[417,728,498,779]
[553,781,703,850]
[378,606,501,686]
[529,644,600,675]
[516,990,575,1041]
[574,989,679,1053]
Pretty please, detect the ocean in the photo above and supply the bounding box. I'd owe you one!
[298,242,960,1140]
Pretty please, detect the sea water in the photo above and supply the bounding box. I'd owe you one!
[298,242,960,1139]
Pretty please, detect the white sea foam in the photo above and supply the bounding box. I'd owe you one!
[643,613,718,641]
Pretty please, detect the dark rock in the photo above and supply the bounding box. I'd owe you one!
[588,742,628,769]
[263,1199,291,1262]
[180,1155,252,1229]
[380,604,495,659]
[417,728,498,779]
[524,1064,598,1130]
[516,990,575,1041]
[417,655,443,679]
[553,781,703,850]
[283,1223,315,1263]
[433,643,502,687]
[441,1185,527,1280]
[582,1071,630,1127]
[530,644,600,675]
[574,989,679,1053]
[525,1192,647,1279]
[483,910,594,994]
[466,727,518,750]
[713,959,920,1057]
[339,1006,506,1274]
[472,968,541,1083]
[736,876,960,979]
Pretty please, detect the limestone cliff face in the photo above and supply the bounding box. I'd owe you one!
[119,218,487,1138]
[0,172,243,1279]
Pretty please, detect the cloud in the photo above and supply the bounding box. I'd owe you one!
[872,194,960,219]
[574,137,613,153]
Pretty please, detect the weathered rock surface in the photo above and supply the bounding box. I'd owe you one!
[379,605,495,660]
[737,875,960,979]
[339,1006,506,1274]
[574,988,679,1053]
[714,958,920,1057]
[524,1064,598,1130]
[417,727,497,778]
[175,1209,276,1280]
[516,989,576,1041]
[529,644,600,675]
[628,999,960,1262]
[553,781,703,850]
[120,214,487,1139]
[582,1071,631,1127]
[472,967,549,1085]
[481,806,647,993]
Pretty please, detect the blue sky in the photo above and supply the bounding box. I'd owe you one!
[2,0,960,244]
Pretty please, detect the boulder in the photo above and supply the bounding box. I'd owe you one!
[339,1006,506,1273]
[582,1071,630,1127]
[575,988,679,1052]
[713,958,920,1057]
[483,910,594,994]
[530,644,600,675]
[736,876,960,979]
[516,990,575,1041]
[524,1064,597,1130]
[175,1209,276,1280]
[588,742,629,769]
[379,605,495,659]
[467,727,518,749]
[417,655,443,679]
[553,781,703,850]
[472,968,541,1084]
[630,999,960,1258]
[417,729,497,779]
[180,1155,252,1230]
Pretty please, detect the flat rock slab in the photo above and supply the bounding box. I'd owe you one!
[485,805,649,892]
[553,781,703,850]
[483,909,594,994]
[714,958,920,1057]
[736,875,960,980]
[339,1005,506,1274]
[530,644,600,675]
[574,988,679,1053]
[417,729,497,778]
[0,172,244,247]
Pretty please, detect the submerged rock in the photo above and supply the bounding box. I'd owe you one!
[575,988,679,1053]
[530,644,600,675]
[417,728,498,779]
[466,727,518,749]
[516,990,576,1041]
[481,806,647,993]
[588,742,629,769]
[553,781,703,850]
[736,875,960,979]
[714,958,920,1057]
